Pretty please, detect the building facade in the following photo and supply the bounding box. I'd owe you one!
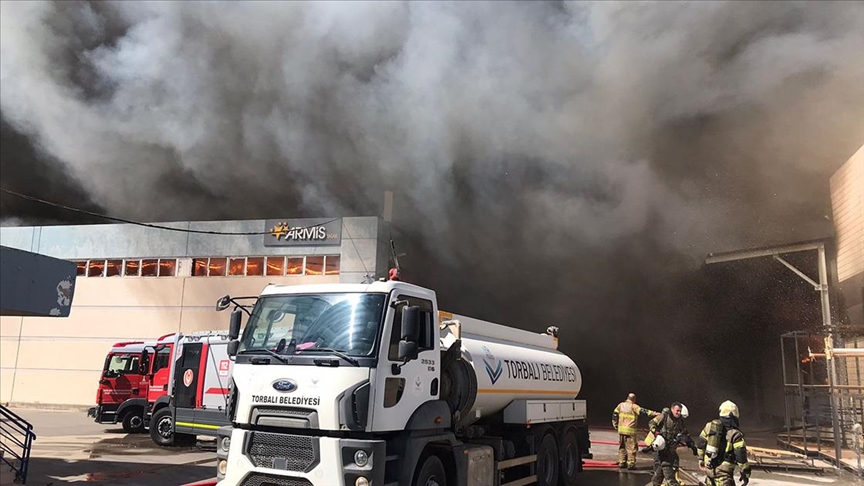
[830,144,864,328]
[0,217,391,407]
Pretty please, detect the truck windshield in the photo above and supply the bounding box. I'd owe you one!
[238,293,386,357]
[104,354,141,377]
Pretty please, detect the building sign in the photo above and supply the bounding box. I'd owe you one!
[264,218,342,247]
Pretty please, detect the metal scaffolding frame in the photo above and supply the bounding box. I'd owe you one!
[705,239,848,467]
[780,328,864,474]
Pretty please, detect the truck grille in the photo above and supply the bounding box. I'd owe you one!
[245,431,319,472]
[253,407,313,417]
[239,473,313,486]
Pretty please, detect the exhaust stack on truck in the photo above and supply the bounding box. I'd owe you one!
[215,281,589,486]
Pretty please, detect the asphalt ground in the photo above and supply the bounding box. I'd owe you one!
[0,408,216,486]
[2,409,860,485]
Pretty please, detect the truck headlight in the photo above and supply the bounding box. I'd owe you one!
[220,436,231,452]
[354,450,369,467]
[355,478,369,486]
[217,459,228,476]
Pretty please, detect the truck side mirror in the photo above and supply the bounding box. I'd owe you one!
[398,341,419,361]
[227,340,239,357]
[229,309,242,340]
[139,350,150,375]
[216,295,232,311]
[401,306,421,341]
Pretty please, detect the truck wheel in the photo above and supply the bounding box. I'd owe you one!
[121,410,145,434]
[537,433,559,486]
[558,429,579,486]
[149,408,175,446]
[414,455,447,486]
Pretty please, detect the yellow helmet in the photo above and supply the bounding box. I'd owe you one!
[719,400,739,418]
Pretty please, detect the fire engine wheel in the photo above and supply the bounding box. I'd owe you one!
[414,455,447,486]
[121,410,145,434]
[558,429,579,486]
[149,408,175,446]
[537,433,560,486]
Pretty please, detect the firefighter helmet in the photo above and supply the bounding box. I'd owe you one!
[719,400,739,418]
[651,434,666,451]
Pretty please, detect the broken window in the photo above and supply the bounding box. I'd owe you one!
[192,258,208,277]
[247,257,264,276]
[88,260,105,277]
[159,259,176,277]
[105,260,123,277]
[325,256,340,275]
[266,257,285,276]
[209,258,226,277]
[124,260,140,277]
[229,258,245,276]
[141,259,158,277]
[305,256,324,275]
[287,257,304,275]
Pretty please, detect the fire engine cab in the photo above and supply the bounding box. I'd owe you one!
[148,331,233,446]
[88,340,156,433]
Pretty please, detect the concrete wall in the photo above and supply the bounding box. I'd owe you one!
[0,217,389,407]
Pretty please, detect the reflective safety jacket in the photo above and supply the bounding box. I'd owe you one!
[696,418,751,477]
[612,399,658,436]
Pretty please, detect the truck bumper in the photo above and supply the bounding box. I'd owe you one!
[88,405,119,424]
[217,428,385,486]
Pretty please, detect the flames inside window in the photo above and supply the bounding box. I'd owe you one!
[287,257,304,275]
[325,256,340,275]
[305,256,324,275]
[266,257,285,276]
[247,257,264,276]
[141,259,158,277]
[105,260,123,277]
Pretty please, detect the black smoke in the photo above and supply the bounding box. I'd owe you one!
[1,1,862,425]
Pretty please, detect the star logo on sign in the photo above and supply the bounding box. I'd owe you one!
[270,222,290,241]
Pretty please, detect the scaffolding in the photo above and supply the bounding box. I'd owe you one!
[780,327,864,475]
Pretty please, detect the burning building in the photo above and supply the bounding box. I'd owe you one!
[0,217,391,407]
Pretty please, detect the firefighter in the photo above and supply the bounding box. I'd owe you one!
[696,400,751,486]
[646,407,671,476]
[612,392,659,469]
[649,402,695,486]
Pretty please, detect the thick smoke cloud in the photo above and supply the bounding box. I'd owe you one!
[1,1,862,423]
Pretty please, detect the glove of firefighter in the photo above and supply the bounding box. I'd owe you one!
[690,444,698,456]
[640,446,653,454]
[739,471,750,486]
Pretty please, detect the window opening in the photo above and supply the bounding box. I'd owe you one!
[141,259,158,277]
[247,257,264,276]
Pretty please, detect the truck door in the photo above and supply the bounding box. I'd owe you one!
[200,341,231,410]
[191,339,232,431]
[102,353,141,406]
[371,293,440,431]
[174,343,202,409]
[147,345,173,403]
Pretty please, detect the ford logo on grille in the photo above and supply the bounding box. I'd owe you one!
[272,379,298,392]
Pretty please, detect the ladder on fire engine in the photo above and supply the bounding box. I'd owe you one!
[0,404,36,484]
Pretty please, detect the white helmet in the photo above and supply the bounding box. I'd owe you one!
[719,400,739,418]
[651,434,666,451]
[680,404,689,419]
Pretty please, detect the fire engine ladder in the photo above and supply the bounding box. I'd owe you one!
[0,404,36,484]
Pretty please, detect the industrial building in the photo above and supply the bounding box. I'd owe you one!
[0,217,391,407]
[830,144,864,328]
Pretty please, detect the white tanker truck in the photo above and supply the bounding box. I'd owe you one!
[214,281,589,486]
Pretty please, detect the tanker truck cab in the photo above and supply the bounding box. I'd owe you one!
[217,281,589,486]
